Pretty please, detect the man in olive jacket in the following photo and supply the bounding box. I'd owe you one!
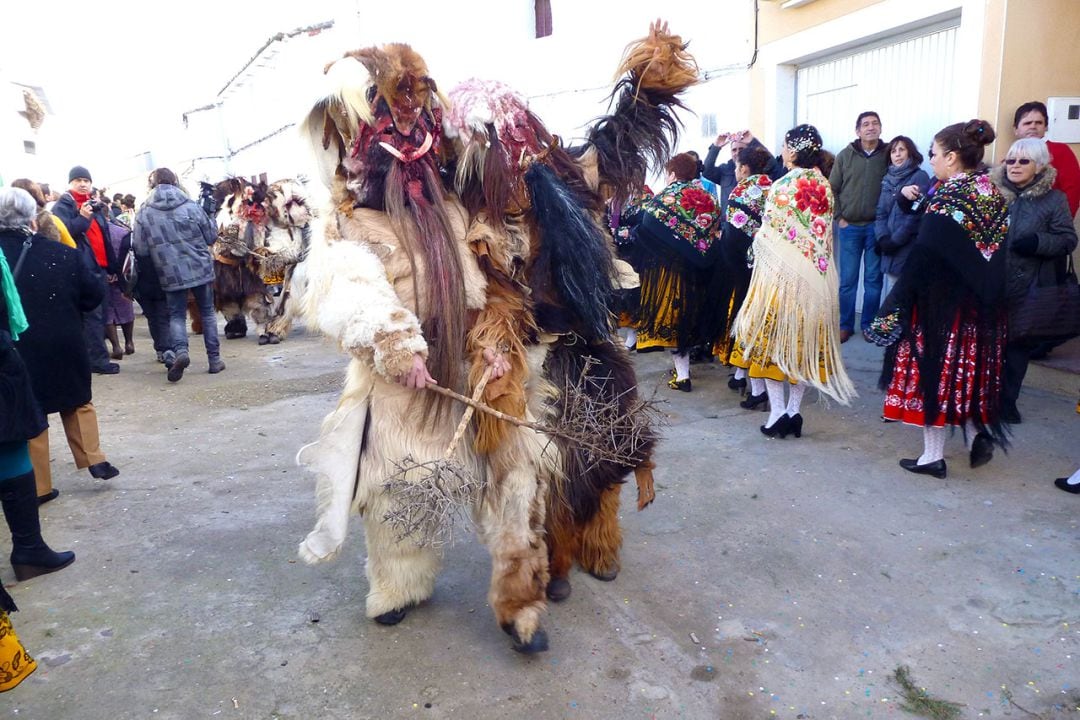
[829,111,889,342]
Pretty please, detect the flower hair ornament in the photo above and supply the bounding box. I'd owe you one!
[786,124,822,154]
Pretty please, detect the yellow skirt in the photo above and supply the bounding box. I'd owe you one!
[0,612,36,692]
[636,268,680,351]
[734,303,826,384]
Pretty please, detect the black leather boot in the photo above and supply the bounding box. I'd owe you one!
[0,472,76,581]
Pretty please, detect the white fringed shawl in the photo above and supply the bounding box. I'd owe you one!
[733,167,856,404]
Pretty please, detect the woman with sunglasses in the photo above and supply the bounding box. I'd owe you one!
[990,138,1078,424]
[870,120,1010,478]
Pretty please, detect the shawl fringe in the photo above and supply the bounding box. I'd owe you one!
[735,239,855,404]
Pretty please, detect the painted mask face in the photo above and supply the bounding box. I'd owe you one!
[388,73,431,136]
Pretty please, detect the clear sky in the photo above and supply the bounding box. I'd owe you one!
[1,0,345,166]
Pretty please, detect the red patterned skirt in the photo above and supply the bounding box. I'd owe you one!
[882,308,1003,427]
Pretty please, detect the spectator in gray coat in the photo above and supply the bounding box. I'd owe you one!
[874,136,931,298]
[132,168,223,382]
[990,138,1078,424]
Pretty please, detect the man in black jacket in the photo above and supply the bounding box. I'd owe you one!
[703,130,785,217]
[51,166,119,374]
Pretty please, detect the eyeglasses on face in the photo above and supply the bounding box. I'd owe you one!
[1004,158,1032,166]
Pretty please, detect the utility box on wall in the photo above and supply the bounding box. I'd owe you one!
[1047,97,1080,143]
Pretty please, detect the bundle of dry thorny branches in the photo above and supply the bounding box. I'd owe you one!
[381,356,665,547]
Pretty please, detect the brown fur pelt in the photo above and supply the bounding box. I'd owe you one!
[615,21,699,95]
[214,259,266,307]
[467,268,535,454]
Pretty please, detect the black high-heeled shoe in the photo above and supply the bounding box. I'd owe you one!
[740,391,768,410]
[760,414,791,438]
[786,413,803,438]
[727,375,747,392]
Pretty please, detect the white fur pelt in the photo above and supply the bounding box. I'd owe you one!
[296,359,373,564]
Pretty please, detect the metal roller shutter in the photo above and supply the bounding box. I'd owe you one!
[796,25,959,162]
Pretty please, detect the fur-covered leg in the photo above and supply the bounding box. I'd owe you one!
[479,429,551,654]
[577,483,622,581]
[220,301,247,339]
[188,292,203,334]
[544,503,579,602]
[247,293,274,343]
[634,457,656,511]
[362,496,442,622]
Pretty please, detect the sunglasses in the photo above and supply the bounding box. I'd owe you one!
[1004,158,1032,166]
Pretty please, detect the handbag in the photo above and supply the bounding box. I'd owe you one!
[0,235,48,443]
[121,250,138,296]
[0,609,37,692]
[1010,254,1080,343]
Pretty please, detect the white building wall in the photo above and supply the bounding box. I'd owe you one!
[179,1,758,188]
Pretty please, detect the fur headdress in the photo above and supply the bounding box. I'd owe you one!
[302,44,466,410]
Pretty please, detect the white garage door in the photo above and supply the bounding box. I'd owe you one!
[796,25,959,164]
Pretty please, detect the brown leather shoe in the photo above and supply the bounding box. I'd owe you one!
[839,329,853,343]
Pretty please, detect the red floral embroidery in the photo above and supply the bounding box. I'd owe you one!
[679,186,716,215]
[794,177,829,216]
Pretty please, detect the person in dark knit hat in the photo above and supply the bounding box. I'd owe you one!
[52,166,119,374]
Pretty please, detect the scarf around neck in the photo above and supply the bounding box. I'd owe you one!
[638,179,722,265]
[0,234,29,339]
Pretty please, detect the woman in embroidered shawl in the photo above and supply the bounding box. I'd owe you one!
[733,124,854,439]
[706,145,774,400]
[633,152,723,390]
[870,120,1009,479]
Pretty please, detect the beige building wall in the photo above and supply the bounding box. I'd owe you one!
[758,0,885,45]
[988,0,1080,164]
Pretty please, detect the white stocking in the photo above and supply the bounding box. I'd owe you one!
[733,367,747,380]
[917,426,947,465]
[624,328,637,349]
[749,376,765,396]
[785,382,806,416]
[672,352,690,381]
[764,379,787,427]
[1066,467,1080,486]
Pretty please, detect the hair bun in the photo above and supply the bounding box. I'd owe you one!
[963,119,996,146]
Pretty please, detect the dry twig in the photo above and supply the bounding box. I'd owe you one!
[381,356,664,547]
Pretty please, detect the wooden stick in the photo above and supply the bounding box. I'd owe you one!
[426,380,643,466]
[443,366,492,460]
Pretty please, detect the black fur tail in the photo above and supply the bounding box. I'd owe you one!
[525,163,615,343]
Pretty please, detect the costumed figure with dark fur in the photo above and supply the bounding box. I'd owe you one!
[443,19,696,604]
[296,44,553,654]
[205,179,312,344]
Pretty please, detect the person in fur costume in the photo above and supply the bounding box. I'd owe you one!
[296,43,553,654]
[207,179,312,345]
[442,19,695,603]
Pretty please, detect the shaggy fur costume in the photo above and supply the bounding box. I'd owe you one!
[297,47,552,652]
[442,20,691,601]
[205,179,312,343]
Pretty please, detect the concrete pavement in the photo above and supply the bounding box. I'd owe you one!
[2,320,1077,719]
